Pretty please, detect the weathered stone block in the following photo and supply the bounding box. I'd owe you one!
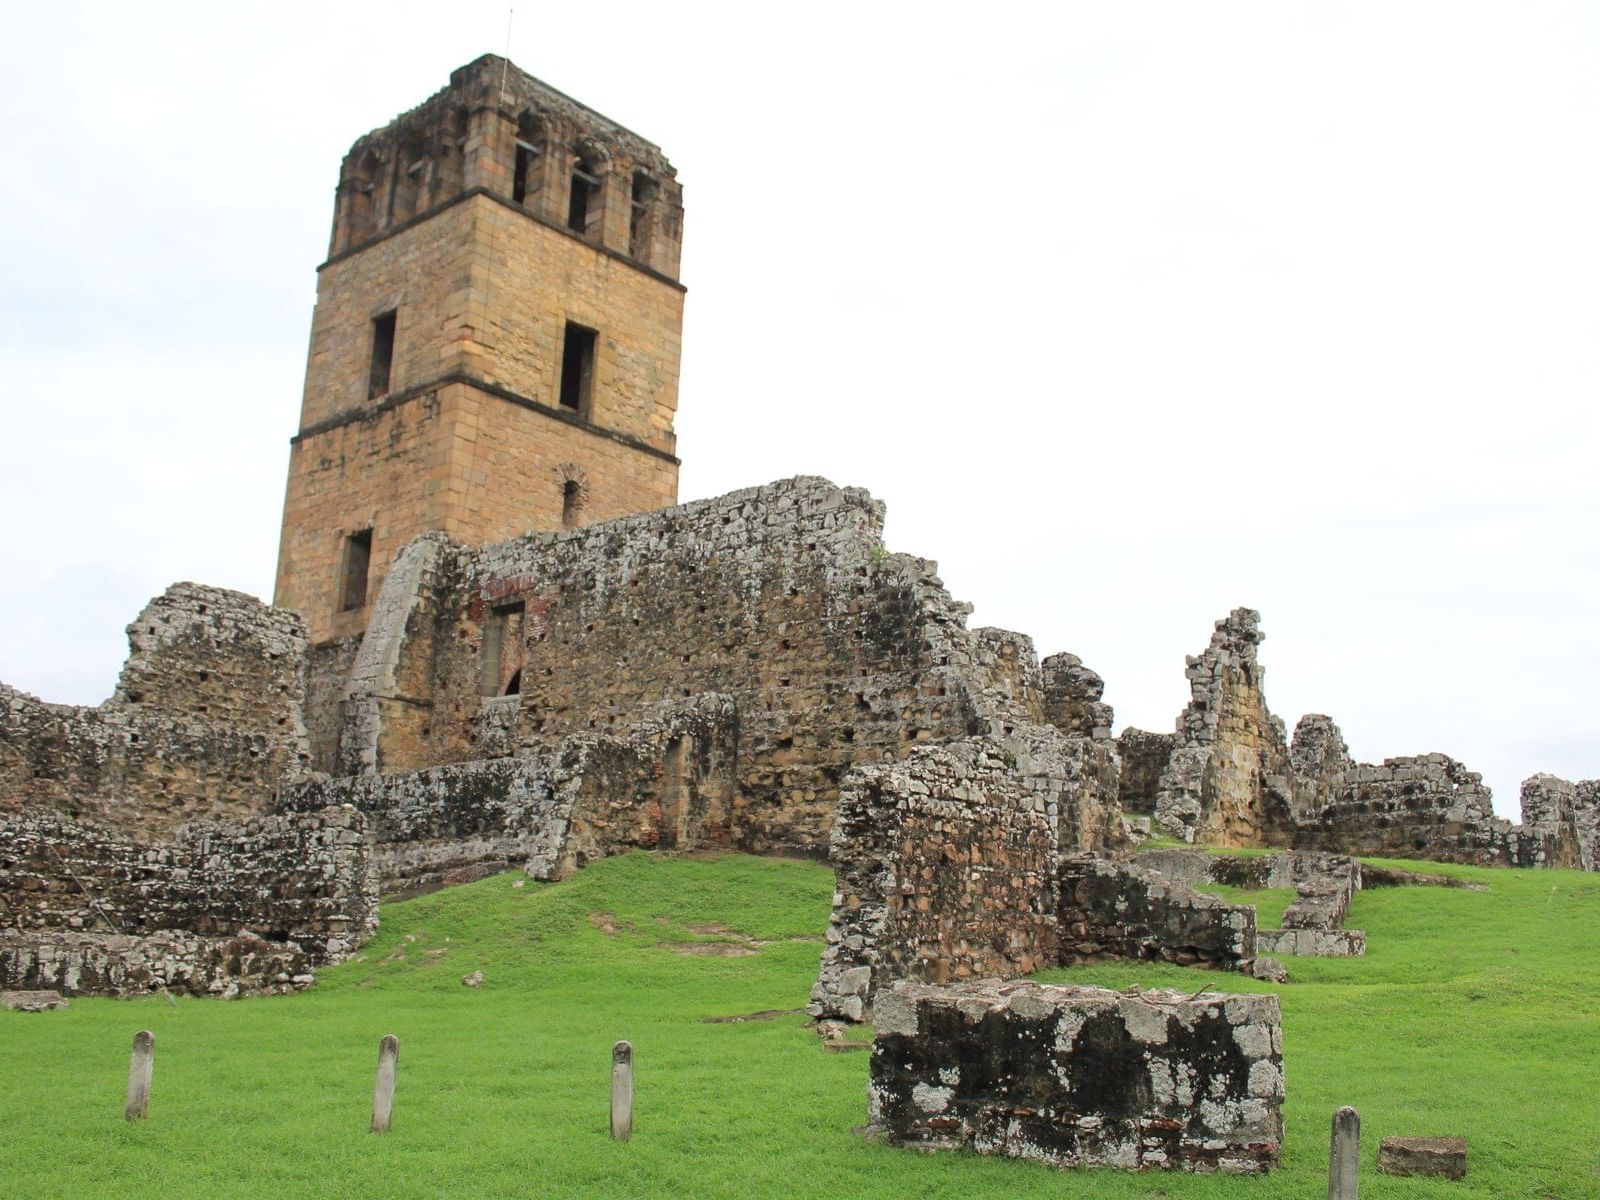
[869,979,1282,1174]
[1379,1135,1468,1179]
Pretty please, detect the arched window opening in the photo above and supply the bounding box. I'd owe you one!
[513,114,546,206]
[503,668,522,696]
[391,134,427,224]
[629,172,658,262]
[346,150,380,246]
[480,600,526,696]
[562,478,583,528]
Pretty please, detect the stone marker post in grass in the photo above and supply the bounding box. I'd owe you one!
[370,1035,400,1134]
[1329,1105,1360,1199]
[124,1030,155,1121]
[610,1041,633,1142]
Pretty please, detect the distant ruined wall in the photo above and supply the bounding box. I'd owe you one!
[0,806,376,965]
[1153,609,1294,847]
[283,697,738,894]
[323,477,1099,857]
[0,585,312,837]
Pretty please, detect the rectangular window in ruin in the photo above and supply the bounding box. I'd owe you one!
[368,311,396,399]
[513,141,541,205]
[568,166,599,233]
[340,529,373,612]
[559,322,597,415]
[480,601,526,696]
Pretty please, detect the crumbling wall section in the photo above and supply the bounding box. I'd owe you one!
[1154,609,1294,847]
[1040,653,1114,740]
[1057,856,1257,969]
[1115,727,1175,814]
[0,585,311,837]
[0,807,376,961]
[810,739,1059,1021]
[869,979,1283,1174]
[0,930,313,999]
[284,697,738,893]
[1292,753,1509,865]
[338,479,1049,857]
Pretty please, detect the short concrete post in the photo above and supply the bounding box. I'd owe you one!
[1329,1105,1360,1199]
[124,1030,155,1121]
[610,1040,633,1142]
[370,1034,399,1134]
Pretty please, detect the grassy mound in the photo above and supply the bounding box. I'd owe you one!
[2,851,1597,1198]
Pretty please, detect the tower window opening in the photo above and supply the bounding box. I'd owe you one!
[514,114,546,207]
[340,529,373,612]
[368,311,396,399]
[568,164,599,233]
[562,479,582,528]
[558,322,597,415]
[629,172,657,262]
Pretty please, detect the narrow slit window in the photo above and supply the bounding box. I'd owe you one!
[340,529,373,612]
[368,311,396,399]
[562,479,582,528]
[558,322,597,415]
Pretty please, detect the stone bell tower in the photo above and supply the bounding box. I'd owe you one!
[274,55,685,645]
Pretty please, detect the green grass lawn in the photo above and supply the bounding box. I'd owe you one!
[3,851,1597,1198]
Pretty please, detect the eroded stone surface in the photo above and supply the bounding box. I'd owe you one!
[869,979,1283,1174]
[1379,1136,1468,1179]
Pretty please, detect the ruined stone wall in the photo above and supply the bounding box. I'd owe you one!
[0,808,376,961]
[810,739,1060,1021]
[1040,652,1114,740]
[1514,774,1599,869]
[0,929,313,999]
[1154,609,1295,847]
[0,585,311,837]
[869,979,1283,1174]
[1115,727,1174,814]
[282,697,737,894]
[333,478,1049,856]
[1057,857,1257,969]
[1291,753,1510,865]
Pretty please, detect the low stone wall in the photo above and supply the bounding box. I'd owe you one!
[0,930,313,998]
[810,739,1059,1021]
[281,698,739,894]
[869,979,1283,1174]
[1058,856,1256,969]
[1255,928,1366,957]
[0,807,376,961]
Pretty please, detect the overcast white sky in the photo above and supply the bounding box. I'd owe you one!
[2,2,1596,818]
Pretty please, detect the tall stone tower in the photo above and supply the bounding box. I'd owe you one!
[274,56,685,645]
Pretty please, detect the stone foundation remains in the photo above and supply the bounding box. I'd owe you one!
[869,978,1283,1174]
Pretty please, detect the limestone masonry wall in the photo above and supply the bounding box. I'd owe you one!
[283,697,737,894]
[869,979,1283,1174]
[0,807,375,960]
[329,477,1053,857]
[1057,856,1257,970]
[1154,609,1295,847]
[0,585,311,837]
[810,739,1060,1022]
